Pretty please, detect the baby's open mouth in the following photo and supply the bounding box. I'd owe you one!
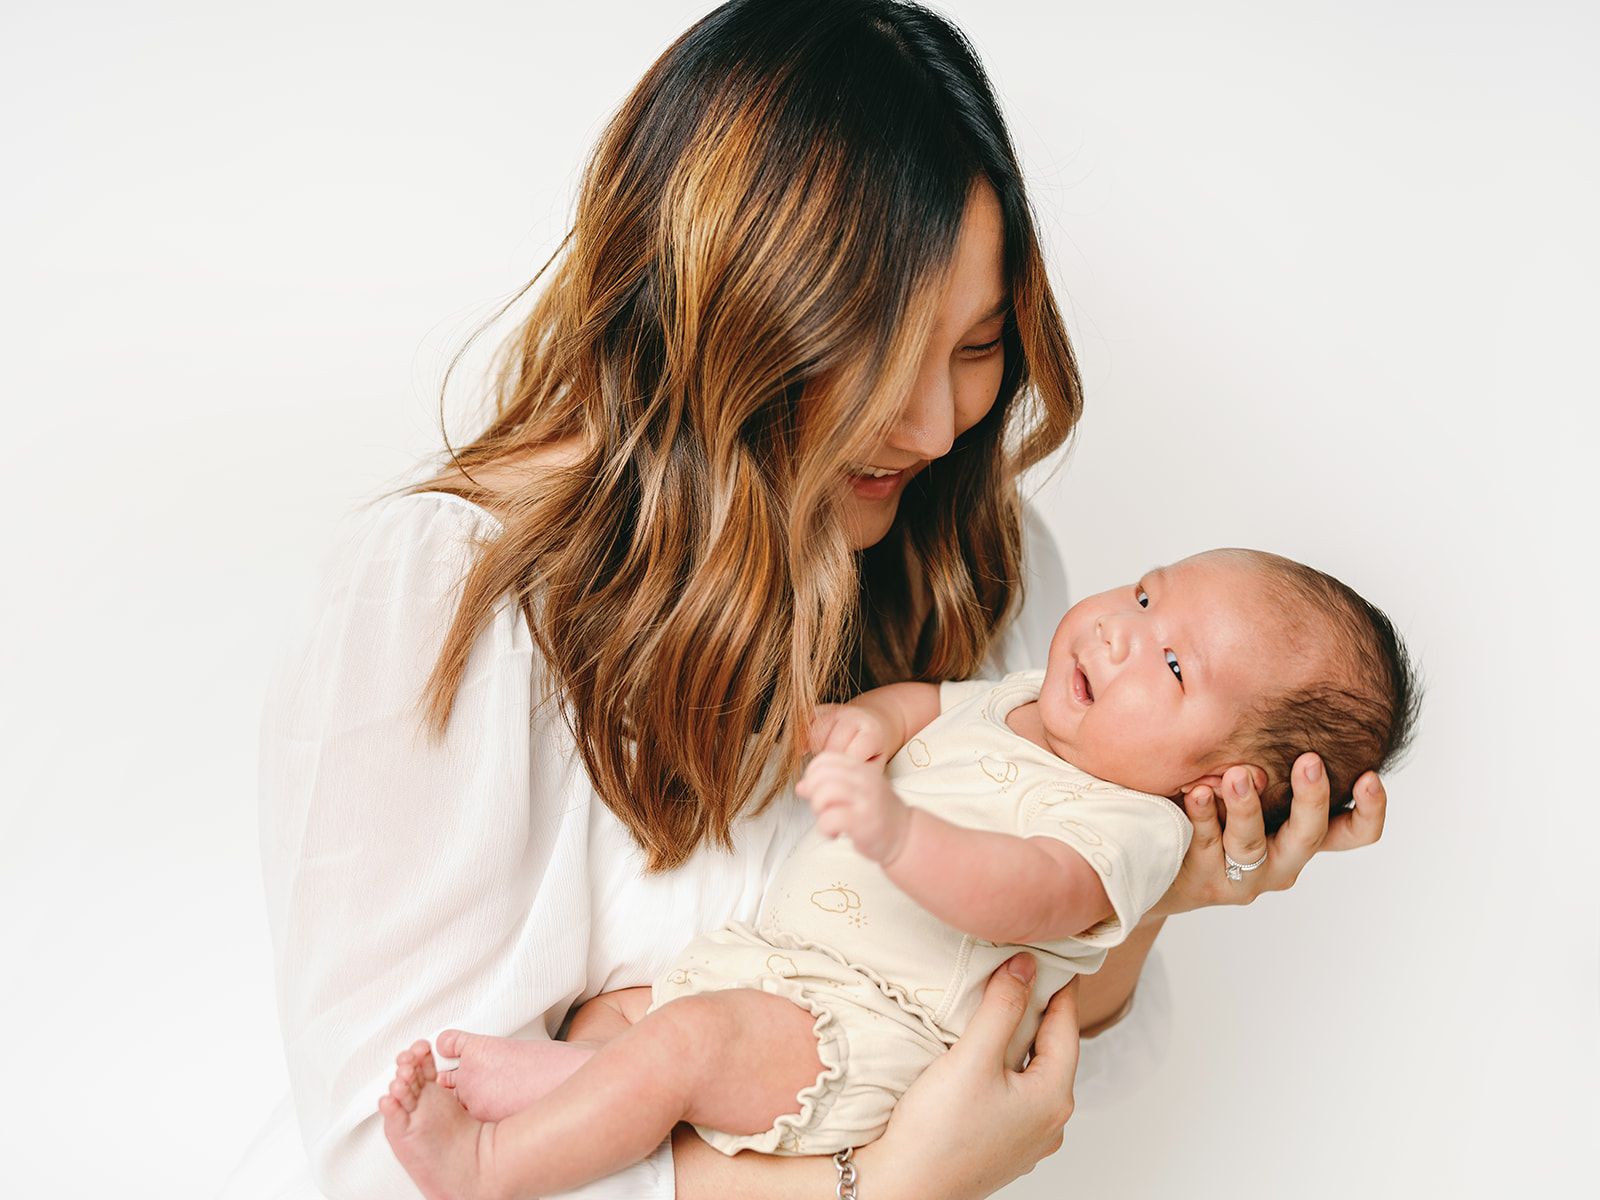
[1074,664,1093,704]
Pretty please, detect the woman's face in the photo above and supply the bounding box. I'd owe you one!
[839,183,1009,551]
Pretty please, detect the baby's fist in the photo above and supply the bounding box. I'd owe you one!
[797,752,910,864]
[807,704,890,762]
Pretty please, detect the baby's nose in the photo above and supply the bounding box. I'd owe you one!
[1096,615,1131,663]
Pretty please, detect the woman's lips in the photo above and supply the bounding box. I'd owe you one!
[846,464,909,501]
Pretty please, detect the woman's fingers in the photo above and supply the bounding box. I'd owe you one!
[1182,783,1230,901]
[1148,786,1223,916]
[952,955,1075,1142]
[1322,769,1387,852]
[1218,766,1270,888]
[1185,784,1222,858]
[874,953,1075,1192]
[955,952,1037,1072]
[1270,753,1332,876]
[1024,978,1081,1103]
[1157,759,1388,917]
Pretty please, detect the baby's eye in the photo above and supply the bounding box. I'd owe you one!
[1136,588,1149,608]
[1165,650,1182,682]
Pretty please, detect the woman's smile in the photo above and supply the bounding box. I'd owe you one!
[845,463,914,502]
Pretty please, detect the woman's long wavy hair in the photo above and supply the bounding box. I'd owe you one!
[419,0,1082,870]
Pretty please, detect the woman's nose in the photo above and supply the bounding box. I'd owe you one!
[888,363,955,461]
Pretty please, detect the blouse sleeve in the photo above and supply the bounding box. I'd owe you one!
[259,493,672,1200]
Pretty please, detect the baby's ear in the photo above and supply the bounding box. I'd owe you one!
[1181,764,1269,798]
[1179,774,1225,800]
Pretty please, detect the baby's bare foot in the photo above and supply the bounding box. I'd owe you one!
[436,1030,597,1121]
[379,1041,496,1200]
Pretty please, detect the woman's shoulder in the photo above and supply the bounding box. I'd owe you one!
[269,490,531,745]
[329,442,582,596]
[320,490,504,596]
[358,488,506,538]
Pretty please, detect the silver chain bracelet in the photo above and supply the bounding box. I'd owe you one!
[832,1147,858,1200]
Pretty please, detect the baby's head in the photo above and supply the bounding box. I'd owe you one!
[1037,549,1420,827]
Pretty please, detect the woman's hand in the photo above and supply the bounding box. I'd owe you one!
[863,953,1079,1197]
[1152,754,1387,916]
[672,954,1079,1200]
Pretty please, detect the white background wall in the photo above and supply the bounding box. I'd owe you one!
[2,2,1594,1197]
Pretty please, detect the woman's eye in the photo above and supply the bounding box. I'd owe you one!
[959,337,1003,359]
[1165,650,1182,682]
[1136,588,1149,608]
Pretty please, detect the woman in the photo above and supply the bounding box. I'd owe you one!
[259,3,1385,1198]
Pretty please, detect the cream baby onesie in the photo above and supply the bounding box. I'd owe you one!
[653,670,1192,1156]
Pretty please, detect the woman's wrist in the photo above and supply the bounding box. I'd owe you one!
[832,1148,859,1200]
[672,1128,911,1200]
[851,1130,949,1200]
[672,1119,988,1200]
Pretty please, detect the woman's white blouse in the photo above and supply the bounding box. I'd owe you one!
[251,490,1119,1200]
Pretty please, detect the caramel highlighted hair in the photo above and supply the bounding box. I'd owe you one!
[420,0,1081,869]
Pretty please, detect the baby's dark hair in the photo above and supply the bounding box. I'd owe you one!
[1224,550,1422,834]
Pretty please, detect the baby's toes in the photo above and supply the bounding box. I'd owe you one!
[415,1047,437,1083]
[388,1075,419,1112]
[396,1038,431,1067]
[378,1092,417,1145]
[438,1067,457,1089]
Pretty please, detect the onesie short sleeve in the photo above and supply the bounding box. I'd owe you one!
[1020,779,1191,948]
[937,677,998,711]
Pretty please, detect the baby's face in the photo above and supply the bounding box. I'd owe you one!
[1036,551,1309,797]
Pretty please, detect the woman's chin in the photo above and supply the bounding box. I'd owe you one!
[841,496,904,551]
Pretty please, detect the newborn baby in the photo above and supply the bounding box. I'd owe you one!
[381,547,1420,1199]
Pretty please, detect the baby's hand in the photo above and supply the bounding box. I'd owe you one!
[797,751,911,864]
[807,703,891,763]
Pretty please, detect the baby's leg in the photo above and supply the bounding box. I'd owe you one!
[384,989,822,1199]
[567,985,655,1043]
[438,987,654,1120]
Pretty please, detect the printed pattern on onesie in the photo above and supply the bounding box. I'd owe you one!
[757,670,1192,1043]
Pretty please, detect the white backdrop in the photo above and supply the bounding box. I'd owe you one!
[2,2,1594,1197]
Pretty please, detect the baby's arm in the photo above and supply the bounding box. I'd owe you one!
[797,754,1113,942]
